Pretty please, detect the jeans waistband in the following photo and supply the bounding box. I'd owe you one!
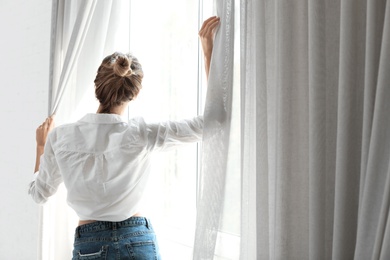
[75,217,149,236]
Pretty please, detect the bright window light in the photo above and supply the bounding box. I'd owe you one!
[123,1,212,259]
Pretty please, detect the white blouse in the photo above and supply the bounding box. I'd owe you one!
[29,113,203,221]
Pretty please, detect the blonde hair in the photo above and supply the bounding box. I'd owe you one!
[94,52,143,113]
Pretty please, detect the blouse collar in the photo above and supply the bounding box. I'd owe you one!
[78,113,127,124]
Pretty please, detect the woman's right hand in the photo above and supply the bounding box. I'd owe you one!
[36,115,55,148]
[199,16,220,79]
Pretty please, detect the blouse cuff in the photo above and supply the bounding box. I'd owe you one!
[28,171,47,204]
[28,172,39,195]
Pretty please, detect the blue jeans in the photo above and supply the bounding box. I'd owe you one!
[72,217,161,259]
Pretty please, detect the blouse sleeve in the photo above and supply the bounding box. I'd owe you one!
[146,115,203,151]
[28,132,63,204]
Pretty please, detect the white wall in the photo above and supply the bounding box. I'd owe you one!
[0,0,52,259]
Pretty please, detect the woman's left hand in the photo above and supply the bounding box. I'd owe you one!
[199,16,220,80]
[36,115,55,147]
[199,16,220,59]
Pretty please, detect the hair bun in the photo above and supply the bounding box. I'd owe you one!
[113,55,132,77]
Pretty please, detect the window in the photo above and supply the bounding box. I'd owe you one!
[68,1,239,258]
[122,1,213,258]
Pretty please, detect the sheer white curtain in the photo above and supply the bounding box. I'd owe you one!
[49,0,97,116]
[193,0,235,258]
[40,1,129,259]
[195,0,390,259]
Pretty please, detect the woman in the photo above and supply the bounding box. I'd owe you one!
[29,16,220,259]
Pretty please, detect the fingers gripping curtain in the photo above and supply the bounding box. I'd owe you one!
[193,0,235,259]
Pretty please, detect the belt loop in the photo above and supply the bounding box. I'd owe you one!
[145,218,150,229]
[112,222,117,230]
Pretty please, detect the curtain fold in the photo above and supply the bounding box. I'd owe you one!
[193,0,235,258]
[332,1,366,258]
[49,0,98,116]
[240,0,268,259]
[355,2,390,259]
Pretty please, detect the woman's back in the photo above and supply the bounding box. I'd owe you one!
[31,113,203,221]
[53,113,149,221]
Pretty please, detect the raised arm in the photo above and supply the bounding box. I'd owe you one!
[199,16,220,80]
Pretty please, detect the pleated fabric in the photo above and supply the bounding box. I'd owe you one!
[195,0,390,259]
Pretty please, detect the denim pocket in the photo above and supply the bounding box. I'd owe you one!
[126,241,158,259]
[74,245,109,260]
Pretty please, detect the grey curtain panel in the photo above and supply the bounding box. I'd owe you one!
[241,0,390,259]
[197,0,390,259]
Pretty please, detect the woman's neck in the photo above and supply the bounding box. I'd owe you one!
[96,102,129,115]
